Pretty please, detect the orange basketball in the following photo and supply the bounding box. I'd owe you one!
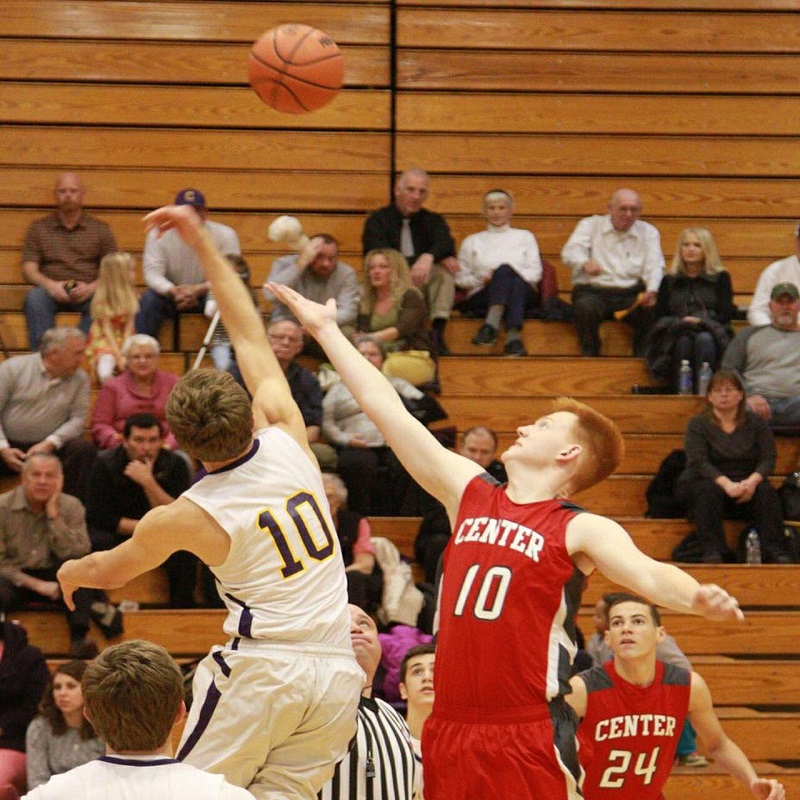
[248,24,344,114]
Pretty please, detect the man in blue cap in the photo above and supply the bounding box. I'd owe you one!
[135,188,241,338]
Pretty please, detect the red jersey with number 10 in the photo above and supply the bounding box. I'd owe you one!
[435,474,585,718]
[578,661,691,800]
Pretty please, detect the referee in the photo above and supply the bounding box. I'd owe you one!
[319,605,419,800]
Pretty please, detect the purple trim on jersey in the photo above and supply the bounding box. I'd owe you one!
[99,756,179,767]
[231,636,240,650]
[176,679,222,761]
[212,649,232,678]
[207,438,261,476]
[223,591,254,637]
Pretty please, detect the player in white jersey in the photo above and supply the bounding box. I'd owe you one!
[57,205,363,799]
[23,640,252,800]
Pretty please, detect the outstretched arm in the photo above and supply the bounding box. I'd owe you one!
[143,206,309,451]
[267,283,482,514]
[688,673,784,799]
[567,513,744,622]
[57,499,229,609]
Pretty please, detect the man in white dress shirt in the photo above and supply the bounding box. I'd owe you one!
[747,222,800,326]
[561,188,664,357]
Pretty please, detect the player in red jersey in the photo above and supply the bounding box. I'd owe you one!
[568,594,784,800]
[266,284,745,800]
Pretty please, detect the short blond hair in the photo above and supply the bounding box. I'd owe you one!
[82,640,183,752]
[166,369,252,462]
[552,397,625,494]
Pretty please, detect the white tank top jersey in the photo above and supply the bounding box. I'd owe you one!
[182,426,351,647]
[21,756,253,800]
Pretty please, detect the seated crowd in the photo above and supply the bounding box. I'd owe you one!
[0,171,795,800]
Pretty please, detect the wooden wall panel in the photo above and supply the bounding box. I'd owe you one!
[0,40,389,85]
[397,9,800,52]
[0,3,389,42]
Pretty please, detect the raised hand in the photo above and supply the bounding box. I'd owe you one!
[692,584,744,622]
[143,205,205,248]
[266,283,338,338]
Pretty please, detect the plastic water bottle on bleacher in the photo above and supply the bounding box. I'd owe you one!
[678,360,693,395]
[745,528,762,565]
[697,361,713,396]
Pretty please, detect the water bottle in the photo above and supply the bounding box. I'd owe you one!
[678,360,693,395]
[745,528,762,565]
[697,362,713,396]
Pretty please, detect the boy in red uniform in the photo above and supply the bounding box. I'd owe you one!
[267,283,746,800]
[568,594,784,800]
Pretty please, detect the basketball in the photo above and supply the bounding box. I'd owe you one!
[248,24,344,114]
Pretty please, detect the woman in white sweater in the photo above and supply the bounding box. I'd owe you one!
[455,189,542,356]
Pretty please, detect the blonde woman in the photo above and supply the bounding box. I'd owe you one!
[357,248,436,386]
[86,252,139,383]
[648,228,736,392]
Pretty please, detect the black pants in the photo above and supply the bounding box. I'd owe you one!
[0,438,97,502]
[0,568,95,640]
[456,264,538,330]
[678,477,787,562]
[572,284,654,357]
[90,527,198,608]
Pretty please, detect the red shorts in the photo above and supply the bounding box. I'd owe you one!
[422,702,582,800]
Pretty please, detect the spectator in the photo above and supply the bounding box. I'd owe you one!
[21,173,117,350]
[135,189,240,338]
[358,249,436,387]
[321,472,382,614]
[263,234,360,357]
[414,426,507,584]
[586,593,709,767]
[399,643,435,758]
[90,334,179,451]
[25,661,104,791]
[85,414,194,608]
[265,319,337,470]
[319,605,420,800]
[22,640,253,800]
[747,221,800,326]
[456,189,542,356]
[322,336,425,516]
[200,254,253,374]
[676,369,791,564]
[85,252,139,385]
[561,188,664,356]
[362,169,458,356]
[0,621,49,798]
[722,282,800,427]
[648,227,735,392]
[0,328,95,501]
[0,453,121,659]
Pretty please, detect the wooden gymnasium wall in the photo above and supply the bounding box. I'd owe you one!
[1,0,800,324]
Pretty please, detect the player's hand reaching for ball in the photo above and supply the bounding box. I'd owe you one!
[143,205,205,249]
[267,283,338,338]
[692,584,744,622]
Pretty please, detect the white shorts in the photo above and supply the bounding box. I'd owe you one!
[177,639,364,800]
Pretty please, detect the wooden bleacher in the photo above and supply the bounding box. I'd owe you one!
[1,0,798,787]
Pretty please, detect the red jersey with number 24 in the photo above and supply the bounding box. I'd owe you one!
[435,474,585,718]
[578,661,691,800]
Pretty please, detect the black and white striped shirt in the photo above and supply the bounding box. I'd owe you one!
[319,696,419,800]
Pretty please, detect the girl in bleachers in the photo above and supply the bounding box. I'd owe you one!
[86,252,139,384]
[25,661,104,791]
